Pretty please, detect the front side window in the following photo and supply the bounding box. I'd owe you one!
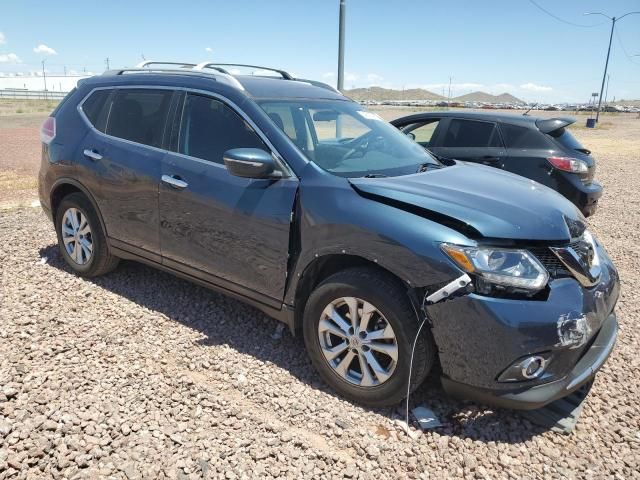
[81,89,111,133]
[106,89,172,147]
[178,94,267,164]
[258,100,440,178]
[442,119,502,148]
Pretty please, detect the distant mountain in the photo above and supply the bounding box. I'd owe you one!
[453,91,524,104]
[344,86,444,101]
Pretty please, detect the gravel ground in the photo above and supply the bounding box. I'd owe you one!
[1,112,639,479]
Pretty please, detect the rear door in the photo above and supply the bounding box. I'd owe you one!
[78,87,173,261]
[429,118,506,168]
[159,92,298,305]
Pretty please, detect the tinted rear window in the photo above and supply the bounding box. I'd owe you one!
[81,90,111,132]
[548,127,587,153]
[442,119,502,147]
[500,123,550,149]
[106,89,172,148]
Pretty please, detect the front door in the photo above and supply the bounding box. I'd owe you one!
[159,92,298,305]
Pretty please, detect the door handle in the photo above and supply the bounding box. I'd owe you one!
[161,174,188,189]
[83,149,103,161]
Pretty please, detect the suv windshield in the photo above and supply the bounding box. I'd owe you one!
[258,100,439,177]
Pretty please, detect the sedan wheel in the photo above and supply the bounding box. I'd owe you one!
[318,296,398,387]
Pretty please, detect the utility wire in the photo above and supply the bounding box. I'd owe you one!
[615,29,640,65]
[528,0,606,28]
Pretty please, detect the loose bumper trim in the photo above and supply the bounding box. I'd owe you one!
[441,312,617,410]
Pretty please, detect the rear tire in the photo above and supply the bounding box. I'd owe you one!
[55,192,119,277]
[303,267,434,407]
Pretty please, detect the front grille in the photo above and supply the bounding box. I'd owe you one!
[530,246,573,279]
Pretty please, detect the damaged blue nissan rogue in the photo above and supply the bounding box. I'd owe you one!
[38,62,619,409]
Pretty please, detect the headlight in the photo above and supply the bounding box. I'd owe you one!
[441,244,549,291]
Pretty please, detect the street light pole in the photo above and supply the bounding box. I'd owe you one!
[585,11,640,123]
[41,59,47,100]
[337,0,346,92]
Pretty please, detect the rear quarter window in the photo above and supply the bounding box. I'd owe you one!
[548,127,588,153]
[500,123,551,149]
[81,89,112,133]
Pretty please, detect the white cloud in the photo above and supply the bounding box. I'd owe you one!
[0,32,6,45]
[322,72,335,79]
[519,82,552,92]
[33,44,57,55]
[345,72,359,83]
[205,47,213,53]
[0,53,21,63]
[366,73,384,85]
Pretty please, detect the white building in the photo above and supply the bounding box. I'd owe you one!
[0,74,92,93]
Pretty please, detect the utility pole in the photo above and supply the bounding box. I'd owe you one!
[604,74,610,108]
[337,0,346,92]
[105,57,110,71]
[41,59,47,100]
[447,76,452,106]
[584,11,639,123]
[63,65,67,76]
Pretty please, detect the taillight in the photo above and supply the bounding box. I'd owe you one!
[547,156,588,174]
[40,117,56,144]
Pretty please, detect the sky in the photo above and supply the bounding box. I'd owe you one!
[0,0,639,103]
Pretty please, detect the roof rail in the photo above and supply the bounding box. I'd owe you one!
[194,63,293,80]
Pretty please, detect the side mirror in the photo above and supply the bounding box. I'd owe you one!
[223,148,280,179]
[405,132,416,141]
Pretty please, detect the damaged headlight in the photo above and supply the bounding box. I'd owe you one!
[441,244,549,291]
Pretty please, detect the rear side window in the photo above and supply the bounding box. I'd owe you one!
[442,119,502,148]
[81,90,111,133]
[106,89,172,148]
[500,123,550,149]
[178,94,267,164]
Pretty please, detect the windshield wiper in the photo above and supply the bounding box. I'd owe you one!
[362,173,387,178]
[416,163,443,173]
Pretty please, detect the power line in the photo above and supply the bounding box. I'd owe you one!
[615,29,640,65]
[528,0,606,28]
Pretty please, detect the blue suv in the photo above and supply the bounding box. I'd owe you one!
[38,62,619,409]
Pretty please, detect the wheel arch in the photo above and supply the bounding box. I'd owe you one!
[50,178,108,237]
[291,253,421,334]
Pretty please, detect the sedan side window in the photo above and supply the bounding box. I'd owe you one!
[178,94,267,164]
[106,89,172,148]
[443,119,502,148]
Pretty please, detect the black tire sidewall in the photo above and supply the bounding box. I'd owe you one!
[303,270,431,407]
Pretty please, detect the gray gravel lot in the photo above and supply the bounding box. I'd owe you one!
[1,115,640,479]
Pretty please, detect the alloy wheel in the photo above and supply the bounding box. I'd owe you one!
[318,297,398,387]
[61,208,93,265]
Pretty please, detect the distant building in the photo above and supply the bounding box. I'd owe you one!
[0,74,92,93]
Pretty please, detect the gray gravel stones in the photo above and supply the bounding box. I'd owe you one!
[1,122,640,478]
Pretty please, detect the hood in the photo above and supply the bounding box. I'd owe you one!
[349,162,584,242]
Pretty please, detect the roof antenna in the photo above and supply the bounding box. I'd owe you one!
[523,103,537,116]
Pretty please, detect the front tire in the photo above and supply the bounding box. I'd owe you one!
[55,192,119,277]
[303,267,434,407]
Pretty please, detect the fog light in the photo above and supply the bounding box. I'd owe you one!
[497,354,549,382]
[521,356,546,379]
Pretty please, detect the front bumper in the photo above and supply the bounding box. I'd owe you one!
[441,312,617,410]
[427,245,619,410]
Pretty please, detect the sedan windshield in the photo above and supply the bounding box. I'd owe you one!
[258,100,440,177]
